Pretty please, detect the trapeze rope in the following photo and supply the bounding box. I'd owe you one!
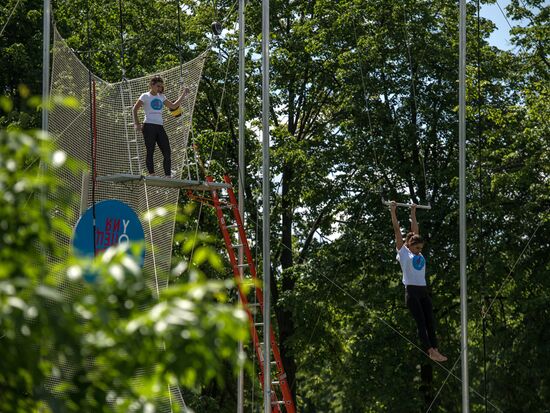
[400,5,429,203]
[176,0,183,79]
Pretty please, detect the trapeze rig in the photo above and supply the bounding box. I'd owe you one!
[382,199,432,210]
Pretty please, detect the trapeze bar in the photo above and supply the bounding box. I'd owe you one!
[382,199,432,210]
[97,174,231,191]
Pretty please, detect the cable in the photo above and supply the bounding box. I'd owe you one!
[0,0,22,37]
[283,185,502,410]
[427,219,548,413]
[118,0,126,79]
[400,5,429,203]
[475,0,489,410]
[351,16,384,181]
[176,0,183,79]
[205,47,236,175]
[143,182,161,299]
[481,207,549,319]
[494,0,515,31]
[220,0,239,26]
[314,265,503,412]
[185,12,237,273]
[425,356,462,412]
[85,0,98,257]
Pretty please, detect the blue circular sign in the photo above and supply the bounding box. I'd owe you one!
[72,200,145,281]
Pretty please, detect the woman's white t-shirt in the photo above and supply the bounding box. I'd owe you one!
[139,92,166,125]
[396,245,426,286]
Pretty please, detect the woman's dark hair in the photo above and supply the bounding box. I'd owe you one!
[405,232,424,246]
[150,76,164,85]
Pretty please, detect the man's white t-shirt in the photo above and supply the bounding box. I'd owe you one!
[396,245,426,286]
[139,92,166,125]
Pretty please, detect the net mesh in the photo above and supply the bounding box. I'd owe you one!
[47,27,206,291]
[44,27,208,410]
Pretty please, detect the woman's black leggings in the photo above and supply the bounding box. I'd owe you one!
[405,285,438,351]
[142,123,171,176]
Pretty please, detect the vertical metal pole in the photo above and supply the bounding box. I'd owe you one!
[80,172,90,216]
[237,1,246,412]
[262,0,271,411]
[42,0,51,132]
[459,0,469,410]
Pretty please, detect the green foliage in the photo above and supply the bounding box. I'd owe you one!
[2,0,549,410]
[0,0,44,128]
[0,102,248,411]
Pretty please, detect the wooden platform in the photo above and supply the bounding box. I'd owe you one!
[97,174,231,191]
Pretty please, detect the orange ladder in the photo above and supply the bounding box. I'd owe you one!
[206,175,296,413]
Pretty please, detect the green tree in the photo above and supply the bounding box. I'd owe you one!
[0,0,44,128]
[2,0,549,410]
[0,103,248,411]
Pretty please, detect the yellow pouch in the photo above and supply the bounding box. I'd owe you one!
[169,106,182,118]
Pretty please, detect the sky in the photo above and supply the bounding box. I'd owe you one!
[480,0,527,51]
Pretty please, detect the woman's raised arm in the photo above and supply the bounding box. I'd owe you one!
[410,203,419,235]
[390,201,404,250]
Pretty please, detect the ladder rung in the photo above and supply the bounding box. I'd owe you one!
[214,182,296,413]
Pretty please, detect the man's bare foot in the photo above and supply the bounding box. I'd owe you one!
[428,348,448,362]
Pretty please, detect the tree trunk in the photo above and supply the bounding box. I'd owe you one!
[276,161,298,401]
[420,363,434,410]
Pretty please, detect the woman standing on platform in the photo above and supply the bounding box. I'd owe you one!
[132,76,188,177]
[389,201,448,362]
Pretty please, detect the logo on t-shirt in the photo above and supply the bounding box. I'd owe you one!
[151,98,163,110]
[412,255,425,270]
